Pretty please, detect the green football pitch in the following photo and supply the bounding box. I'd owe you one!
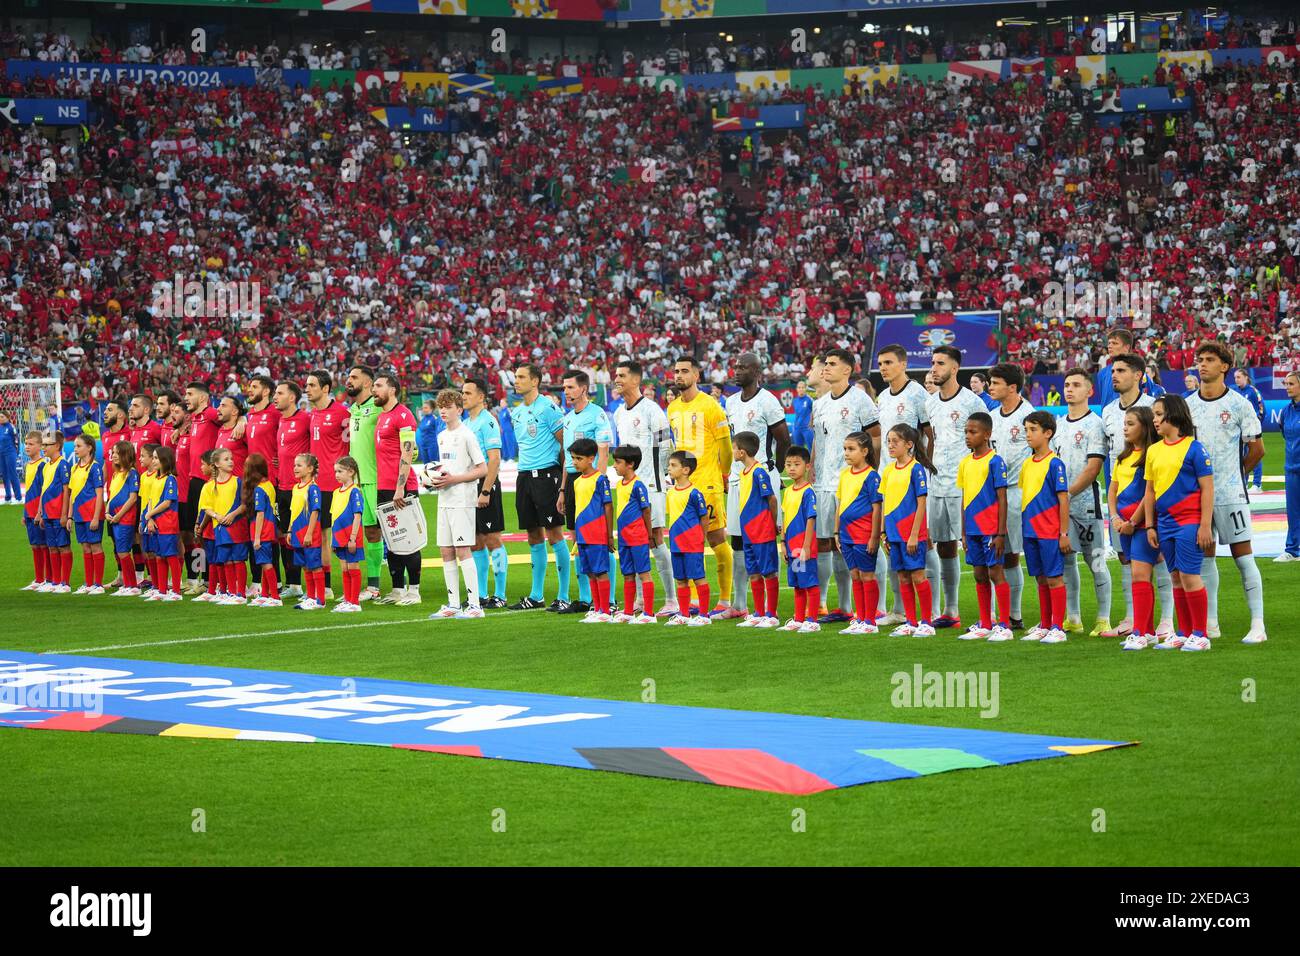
[0,433,1296,866]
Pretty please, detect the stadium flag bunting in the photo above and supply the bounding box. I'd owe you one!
[0,652,1132,795]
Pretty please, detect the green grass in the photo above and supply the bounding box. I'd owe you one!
[0,433,1296,866]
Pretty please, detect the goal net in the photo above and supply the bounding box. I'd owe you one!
[0,379,62,445]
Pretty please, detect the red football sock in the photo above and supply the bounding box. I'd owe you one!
[1173,586,1191,635]
[852,579,866,620]
[1132,581,1154,636]
[915,579,933,625]
[1186,586,1208,636]
[94,551,105,586]
[624,579,637,615]
[807,586,821,620]
[263,566,281,601]
[233,562,246,597]
[122,558,137,589]
[33,546,46,582]
[976,581,993,629]
[60,551,72,585]
[206,561,219,595]
[676,585,691,616]
[793,587,807,622]
[696,583,709,614]
[900,580,917,626]
[1050,585,1067,629]
[995,581,1011,625]
[750,577,766,617]
[1037,581,1052,628]
[169,556,183,594]
[863,578,880,622]
[641,580,654,615]
[765,577,779,618]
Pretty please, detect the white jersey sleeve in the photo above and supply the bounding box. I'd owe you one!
[1186,389,1262,505]
[926,387,987,496]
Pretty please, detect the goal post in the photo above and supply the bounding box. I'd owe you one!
[0,379,63,444]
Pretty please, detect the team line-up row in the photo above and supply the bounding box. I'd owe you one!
[16,340,1273,651]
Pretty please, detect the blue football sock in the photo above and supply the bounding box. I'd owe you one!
[529,542,547,601]
[551,541,571,603]
[472,549,490,601]
[490,546,509,600]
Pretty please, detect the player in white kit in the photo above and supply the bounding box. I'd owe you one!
[988,363,1035,628]
[812,348,880,621]
[926,345,989,628]
[1053,368,1113,635]
[426,389,488,620]
[875,344,934,625]
[1101,353,1173,639]
[725,352,791,617]
[612,360,678,615]
[1187,342,1267,643]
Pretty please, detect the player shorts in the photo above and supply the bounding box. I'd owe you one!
[359,483,379,528]
[1023,536,1065,578]
[203,537,216,569]
[333,545,363,564]
[929,495,963,543]
[701,490,726,534]
[785,549,819,589]
[577,543,610,577]
[294,546,322,571]
[1120,530,1161,566]
[814,490,838,539]
[965,534,1001,568]
[618,543,651,576]
[1004,487,1024,554]
[112,523,136,553]
[1068,515,1105,556]
[154,533,179,558]
[562,476,580,532]
[647,490,667,529]
[888,539,928,573]
[276,489,294,545]
[1211,502,1252,546]
[43,521,70,549]
[742,540,780,576]
[140,530,157,553]
[74,521,102,546]
[24,518,43,547]
[1159,525,1204,575]
[671,551,705,582]
[516,465,562,530]
[216,542,249,563]
[475,478,505,536]
[839,541,878,573]
[437,506,475,548]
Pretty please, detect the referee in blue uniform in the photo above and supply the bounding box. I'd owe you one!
[507,364,567,610]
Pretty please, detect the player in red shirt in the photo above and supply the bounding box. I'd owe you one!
[275,380,310,595]
[307,369,350,598]
[215,395,249,477]
[183,381,224,591]
[127,394,163,469]
[244,375,280,478]
[374,371,422,605]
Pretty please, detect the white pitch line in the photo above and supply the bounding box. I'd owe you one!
[53,610,531,655]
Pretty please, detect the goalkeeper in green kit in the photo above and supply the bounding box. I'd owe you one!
[345,365,387,601]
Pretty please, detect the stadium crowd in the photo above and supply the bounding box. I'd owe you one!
[1,33,1299,402]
